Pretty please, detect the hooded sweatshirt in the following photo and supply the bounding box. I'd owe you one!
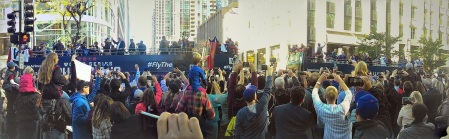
[70,92,91,139]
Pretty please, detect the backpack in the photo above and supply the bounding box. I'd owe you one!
[41,99,65,132]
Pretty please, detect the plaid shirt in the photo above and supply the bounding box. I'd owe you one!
[176,87,215,119]
[92,119,112,139]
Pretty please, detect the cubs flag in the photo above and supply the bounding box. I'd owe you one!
[208,37,218,69]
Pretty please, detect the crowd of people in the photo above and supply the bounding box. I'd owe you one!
[31,38,150,57]
[0,50,449,139]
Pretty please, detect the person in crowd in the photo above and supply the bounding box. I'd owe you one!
[397,91,425,130]
[207,79,221,139]
[138,41,146,55]
[90,42,100,56]
[272,86,313,139]
[127,73,146,114]
[3,62,18,138]
[337,50,346,60]
[13,67,40,139]
[112,37,125,55]
[302,72,325,125]
[352,92,392,139]
[436,89,449,137]
[331,49,338,59]
[402,63,421,86]
[312,72,352,139]
[397,103,438,139]
[54,40,64,53]
[401,81,414,98]
[176,63,215,138]
[422,78,442,126]
[157,112,203,139]
[416,81,426,94]
[92,94,114,139]
[110,102,155,138]
[40,55,76,139]
[234,65,273,139]
[215,72,229,138]
[38,53,69,99]
[0,79,4,113]
[70,80,91,139]
[158,79,182,114]
[188,52,207,92]
[129,39,136,54]
[225,62,258,137]
[386,70,402,136]
[108,72,132,104]
[135,88,158,118]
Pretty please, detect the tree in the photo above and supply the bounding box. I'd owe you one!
[412,37,449,73]
[357,28,401,59]
[41,0,103,45]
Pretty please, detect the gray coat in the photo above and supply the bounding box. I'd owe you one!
[397,123,437,139]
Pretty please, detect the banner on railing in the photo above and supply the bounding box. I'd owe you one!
[24,54,236,75]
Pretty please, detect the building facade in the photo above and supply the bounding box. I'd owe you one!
[197,0,449,69]
[0,0,129,55]
[153,0,220,49]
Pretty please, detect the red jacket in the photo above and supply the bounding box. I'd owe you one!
[19,73,37,93]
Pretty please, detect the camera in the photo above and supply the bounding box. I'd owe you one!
[261,65,268,70]
[243,62,249,67]
[146,76,152,80]
[327,74,334,80]
[347,77,364,87]
[112,71,118,75]
[402,97,414,105]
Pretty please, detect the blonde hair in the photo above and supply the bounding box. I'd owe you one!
[410,91,423,103]
[352,61,369,76]
[23,66,34,75]
[192,52,201,64]
[38,53,58,84]
[325,86,338,102]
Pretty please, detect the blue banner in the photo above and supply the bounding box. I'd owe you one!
[24,54,236,75]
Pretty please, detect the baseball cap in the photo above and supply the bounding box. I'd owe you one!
[356,94,379,120]
[133,89,143,99]
[7,62,17,68]
[243,85,257,102]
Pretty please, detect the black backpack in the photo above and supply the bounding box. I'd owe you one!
[41,99,65,132]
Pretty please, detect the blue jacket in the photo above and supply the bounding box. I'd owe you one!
[70,92,91,139]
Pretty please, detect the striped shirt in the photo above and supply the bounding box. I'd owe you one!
[312,88,352,139]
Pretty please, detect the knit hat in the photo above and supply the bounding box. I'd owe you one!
[406,63,413,70]
[356,94,379,120]
[243,85,257,102]
[110,78,121,90]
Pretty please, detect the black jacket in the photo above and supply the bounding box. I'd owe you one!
[423,88,442,125]
[272,103,313,139]
[386,77,401,134]
[39,65,69,99]
[108,79,132,105]
[113,40,125,50]
[352,120,391,139]
[14,93,40,122]
[401,69,421,86]
[129,42,136,51]
[111,115,156,139]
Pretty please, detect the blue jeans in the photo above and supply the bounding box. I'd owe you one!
[17,120,38,139]
[43,129,65,139]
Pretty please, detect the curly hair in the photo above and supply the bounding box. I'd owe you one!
[38,53,58,84]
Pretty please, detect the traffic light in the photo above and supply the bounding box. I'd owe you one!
[7,12,17,33]
[10,33,30,44]
[24,4,34,32]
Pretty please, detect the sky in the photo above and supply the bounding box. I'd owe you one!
[128,0,154,47]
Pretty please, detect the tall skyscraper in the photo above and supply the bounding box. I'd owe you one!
[153,0,220,48]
